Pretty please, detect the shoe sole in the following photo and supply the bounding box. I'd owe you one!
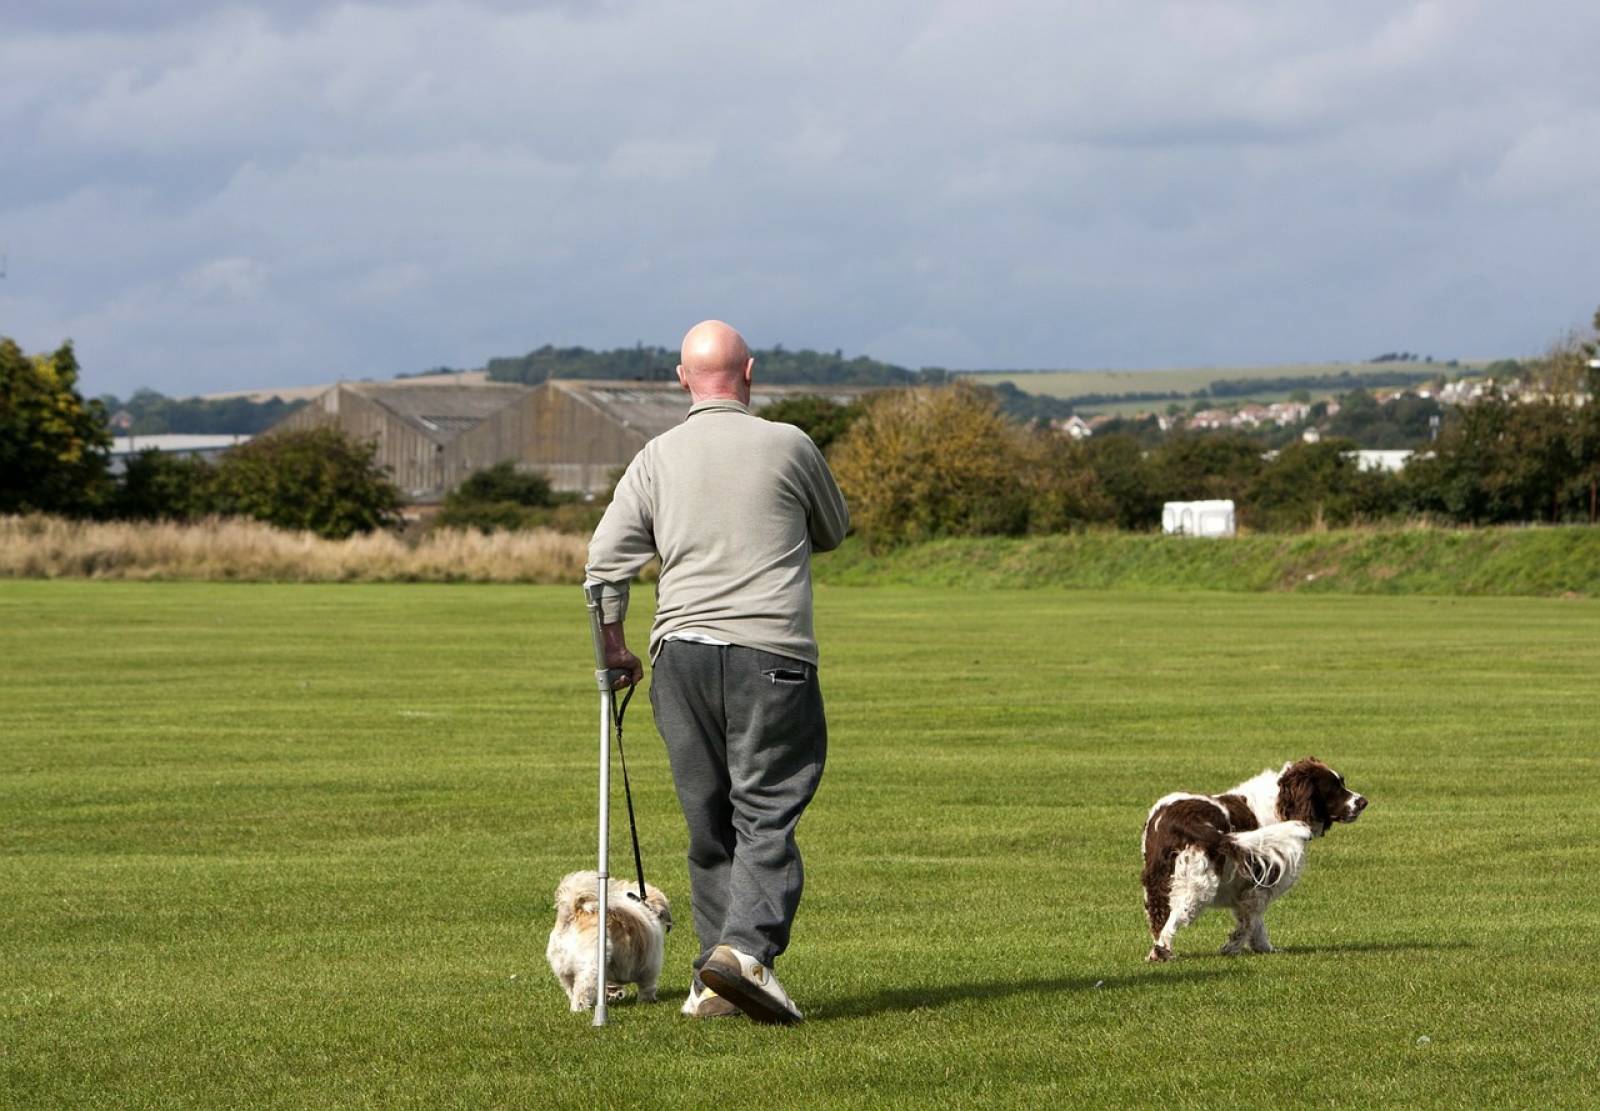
[698,956,802,1026]
[683,999,742,1019]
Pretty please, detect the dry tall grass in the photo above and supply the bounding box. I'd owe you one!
[0,515,592,583]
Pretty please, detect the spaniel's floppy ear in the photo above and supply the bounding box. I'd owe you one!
[1276,760,1319,825]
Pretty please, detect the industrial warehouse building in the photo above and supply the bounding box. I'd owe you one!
[267,378,871,501]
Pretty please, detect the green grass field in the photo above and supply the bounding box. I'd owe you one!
[4,581,1597,1107]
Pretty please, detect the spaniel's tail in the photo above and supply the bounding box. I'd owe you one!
[1225,821,1313,889]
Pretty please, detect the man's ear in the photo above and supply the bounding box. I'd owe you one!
[743,357,754,385]
[676,364,690,392]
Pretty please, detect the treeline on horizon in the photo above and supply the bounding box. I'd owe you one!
[480,342,945,388]
[96,389,306,436]
[92,343,1488,438]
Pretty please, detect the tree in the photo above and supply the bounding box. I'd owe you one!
[1517,304,1600,522]
[1148,431,1264,504]
[1403,397,1580,524]
[1085,433,1164,530]
[0,338,112,516]
[210,427,402,538]
[830,384,1029,548]
[758,395,865,452]
[829,383,1112,548]
[1013,429,1114,533]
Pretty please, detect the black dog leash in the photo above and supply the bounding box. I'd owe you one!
[611,681,648,905]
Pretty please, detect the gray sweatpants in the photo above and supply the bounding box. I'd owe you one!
[649,640,828,971]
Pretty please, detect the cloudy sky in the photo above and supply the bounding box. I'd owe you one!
[3,1,1599,397]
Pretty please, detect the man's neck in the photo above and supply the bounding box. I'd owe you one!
[689,390,749,406]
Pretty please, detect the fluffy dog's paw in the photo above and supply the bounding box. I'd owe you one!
[1145,945,1172,963]
[1219,941,1245,956]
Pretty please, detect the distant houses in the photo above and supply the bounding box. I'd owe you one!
[1055,415,1095,440]
[1054,398,1324,438]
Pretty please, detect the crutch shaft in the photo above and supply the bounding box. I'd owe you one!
[593,687,611,1027]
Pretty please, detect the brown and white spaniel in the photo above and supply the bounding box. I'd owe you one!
[1141,758,1367,962]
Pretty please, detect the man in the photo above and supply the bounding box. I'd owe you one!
[584,320,849,1025]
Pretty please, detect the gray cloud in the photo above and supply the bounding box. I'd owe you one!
[3,0,1599,396]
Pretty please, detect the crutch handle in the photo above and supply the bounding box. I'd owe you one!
[594,667,633,691]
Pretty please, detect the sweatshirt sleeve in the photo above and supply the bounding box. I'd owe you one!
[583,450,657,623]
[799,438,850,552]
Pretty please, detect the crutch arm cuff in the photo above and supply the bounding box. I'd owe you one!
[583,577,631,624]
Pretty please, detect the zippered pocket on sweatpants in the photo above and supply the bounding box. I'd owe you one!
[762,668,809,685]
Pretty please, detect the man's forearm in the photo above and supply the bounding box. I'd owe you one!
[601,621,629,660]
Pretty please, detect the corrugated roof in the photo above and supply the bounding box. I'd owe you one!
[549,379,876,439]
[194,370,491,403]
[344,381,530,443]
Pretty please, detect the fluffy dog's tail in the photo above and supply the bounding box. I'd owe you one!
[1224,821,1313,889]
[553,870,669,931]
[554,870,602,929]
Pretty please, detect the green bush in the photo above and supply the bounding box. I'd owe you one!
[432,462,601,533]
[1246,439,1401,530]
[110,449,216,522]
[210,427,403,539]
[433,499,532,533]
[759,395,866,452]
[1085,433,1164,530]
[1148,431,1264,504]
[446,461,556,509]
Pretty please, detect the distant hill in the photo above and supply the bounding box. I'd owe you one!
[961,359,1501,415]
[482,344,932,388]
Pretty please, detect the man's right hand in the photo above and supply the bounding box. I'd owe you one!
[601,622,644,688]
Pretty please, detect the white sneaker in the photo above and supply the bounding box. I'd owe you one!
[680,980,741,1018]
[697,945,804,1025]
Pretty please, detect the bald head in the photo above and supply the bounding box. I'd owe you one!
[677,320,753,404]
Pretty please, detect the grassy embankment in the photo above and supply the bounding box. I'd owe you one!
[8,514,1598,598]
[3,581,1597,1106]
[815,526,1600,597]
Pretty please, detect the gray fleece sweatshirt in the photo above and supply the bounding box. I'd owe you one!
[584,398,850,665]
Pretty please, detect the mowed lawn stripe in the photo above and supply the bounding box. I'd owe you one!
[2,581,1596,1107]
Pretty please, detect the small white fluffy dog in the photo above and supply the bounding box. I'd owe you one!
[546,870,672,1011]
